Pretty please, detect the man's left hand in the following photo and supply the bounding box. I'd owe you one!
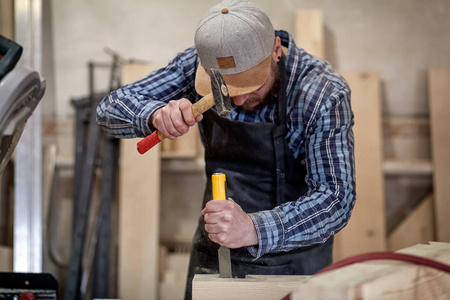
[202,198,258,248]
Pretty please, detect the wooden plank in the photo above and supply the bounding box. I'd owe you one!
[428,68,450,242]
[192,274,309,300]
[289,242,450,300]
[121,62,160,87]
[294,10,325,59]
[0,0,14,40]
[333,72,387,262]
[388,194,435,251]
[118,139,160,300]
[383,117,431,160]
[0,245,12,271]
[118,64,161,300]
[160,124,200,159]
[160,252,190,300]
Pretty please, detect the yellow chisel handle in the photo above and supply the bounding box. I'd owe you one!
[212,173,226,200]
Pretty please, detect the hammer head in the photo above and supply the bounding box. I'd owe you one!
[210,69,232,117]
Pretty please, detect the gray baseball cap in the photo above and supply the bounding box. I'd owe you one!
[194,0,275,97]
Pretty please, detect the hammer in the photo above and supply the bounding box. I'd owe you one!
[137,69,231,154]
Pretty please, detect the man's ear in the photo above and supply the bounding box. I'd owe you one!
[272,36,282,62]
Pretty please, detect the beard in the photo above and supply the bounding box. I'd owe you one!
[241,61,281,113]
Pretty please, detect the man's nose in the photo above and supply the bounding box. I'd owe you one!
[232,94,250,106]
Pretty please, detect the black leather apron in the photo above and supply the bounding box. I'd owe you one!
[184,59,333,299]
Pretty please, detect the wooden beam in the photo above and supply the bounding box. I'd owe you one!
[294,10,325,59]
[388,194,435,251]
[118,63,161,300]
[428,68,450,242]
[333,72,387,261]
[192,274,309,300]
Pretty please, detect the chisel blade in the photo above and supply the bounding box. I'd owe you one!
[218,245,232,278]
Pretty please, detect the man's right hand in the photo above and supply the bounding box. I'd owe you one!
[151,98,203,140]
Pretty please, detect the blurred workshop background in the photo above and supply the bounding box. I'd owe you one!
[0,0,449,299]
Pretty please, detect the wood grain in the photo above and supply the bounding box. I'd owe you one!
[294,10,325,59]
[428,68,450,242]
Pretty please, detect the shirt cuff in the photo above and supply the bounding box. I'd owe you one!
[133,101,166,137]
[247,210,285,260]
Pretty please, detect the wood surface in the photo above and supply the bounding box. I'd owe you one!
[159,251,190,300]
[388,194,435,251]
[193,243,450,300]
[428,68,450,242]
[333,72,387,261]
[289,242,450,300]
[383,159,433,176]
[118,63,161,300]
[0,245,12,271]
[192,274,309,300]
[160,124,200,159]
[294,10,325,59]
[0,0,14,40]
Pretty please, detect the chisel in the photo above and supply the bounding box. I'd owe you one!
[212,173,232,278]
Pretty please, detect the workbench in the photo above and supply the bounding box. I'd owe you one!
[193,242,450,300]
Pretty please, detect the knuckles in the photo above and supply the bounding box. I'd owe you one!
[223,213,232,222]
[179,99,191,110]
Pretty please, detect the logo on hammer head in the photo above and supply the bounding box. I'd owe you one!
[221,84,229,97]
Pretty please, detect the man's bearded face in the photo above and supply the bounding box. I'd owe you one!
[232,60,281,113]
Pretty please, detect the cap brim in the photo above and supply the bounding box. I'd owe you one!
[195,55,272,97]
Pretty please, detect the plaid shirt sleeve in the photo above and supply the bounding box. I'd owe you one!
[247,32,356,259]
[248,82,355,259]
[96,46,199,138]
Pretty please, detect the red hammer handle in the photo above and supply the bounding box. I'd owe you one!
[136,93,215,154]
[136,130,165,154]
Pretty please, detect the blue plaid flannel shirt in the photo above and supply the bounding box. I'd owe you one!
[97,30,356,259]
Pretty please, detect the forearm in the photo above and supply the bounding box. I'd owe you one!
[247,179,355,259]
[96,45,199,138]
[96,89,166,138]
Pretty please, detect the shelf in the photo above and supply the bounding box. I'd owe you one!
[383,160,433,176]
[161,158,205,173]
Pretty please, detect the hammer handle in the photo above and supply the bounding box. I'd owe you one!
[137,93,215,154]
[192,93,214,118]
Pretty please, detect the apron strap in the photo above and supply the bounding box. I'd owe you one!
[273,54,288,205]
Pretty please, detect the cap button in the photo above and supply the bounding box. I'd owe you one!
[221,8,229,14]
